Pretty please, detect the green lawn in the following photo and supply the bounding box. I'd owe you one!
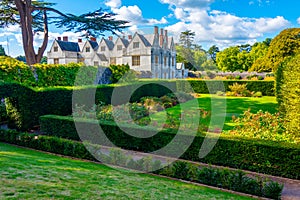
[0,143,254,200]
[149,94,278,132]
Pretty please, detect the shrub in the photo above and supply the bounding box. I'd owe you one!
[227,110,298,143]
[228,83,252,97]
[157,162,283,199]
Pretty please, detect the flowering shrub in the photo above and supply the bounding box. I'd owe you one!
[227,83,252,97]
[227,110,298,143]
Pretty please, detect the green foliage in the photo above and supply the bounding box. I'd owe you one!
[0,56,36,85]
[228,83,251,97]
[276,54,300,138]
[40,115,300,179]
[261,28,300,72]
[227,110,297,143]
[33,63,98,87]
[109,64,130,83]
[216,46,246,71]
[157,162,283,198]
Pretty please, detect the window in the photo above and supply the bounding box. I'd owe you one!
[164,56,167,66]
[133,42,139,49]
[155,56,159,66]
[53,46,58,52]
[172,57,175,66]
[117,45,123,51]
[94,61,99,66]
[86,47,90,52]
[54,58,59,64]
[101,46,106,51]
[132,56,140,66]
[110,57,116,65]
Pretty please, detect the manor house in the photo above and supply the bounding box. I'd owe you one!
[47,26,187,79]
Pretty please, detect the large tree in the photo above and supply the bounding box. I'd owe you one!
[0,0,129,65]
[177,30,197,70]
[260,28,300,72]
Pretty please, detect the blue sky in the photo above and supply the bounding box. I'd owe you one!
[0,0,299,57]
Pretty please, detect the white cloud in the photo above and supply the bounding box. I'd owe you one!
[160,0,215,9]
[0,41,8,46]
[159,0,290,49]
[297,17,300,24]
[111,5,168,26]
[105,0,121,9]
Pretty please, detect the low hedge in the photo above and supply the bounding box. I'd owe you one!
[0,129,283,199]
[176,80,275,96]
[40,115,300,179]
[0,129,94,160]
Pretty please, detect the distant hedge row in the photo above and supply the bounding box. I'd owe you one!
[40,115,300,179]
[178,80,275,96]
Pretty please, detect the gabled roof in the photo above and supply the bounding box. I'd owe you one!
[137,33,152,47]
[120,38,129,47]
[56,40,80,52]
[88,40,99,50]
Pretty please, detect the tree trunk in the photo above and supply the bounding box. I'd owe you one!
[14,0,48,66]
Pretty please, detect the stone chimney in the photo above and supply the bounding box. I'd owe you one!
[128,35,132,40]
[160,28,164,47]
[78,38,82,43]
[108,36,113,41]
[57,37,61,41]
[63,36,68,42]
[164,29,168,48]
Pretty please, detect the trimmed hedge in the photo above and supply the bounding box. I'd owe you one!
[0,129,94,160]
[2,82,175,130]
[40,115,300,179]
[176,80,275,96]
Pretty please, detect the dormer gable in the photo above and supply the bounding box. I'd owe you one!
[81,40,98,53]
[98,37,114,52]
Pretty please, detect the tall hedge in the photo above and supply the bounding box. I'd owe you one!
[40,115,300,179]
[0,56,35,85]
[3,82,175,130]
[276,54,300,137]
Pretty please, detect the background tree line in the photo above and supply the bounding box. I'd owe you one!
[176,28,300,73]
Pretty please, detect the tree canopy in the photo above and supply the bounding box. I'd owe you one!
[259,28,300,72]
[0,0,129,65]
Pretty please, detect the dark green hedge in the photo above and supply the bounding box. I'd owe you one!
[40,115,300,179]
[176,80,275,96]
[2,82,175,130]
[0,129,94,160]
